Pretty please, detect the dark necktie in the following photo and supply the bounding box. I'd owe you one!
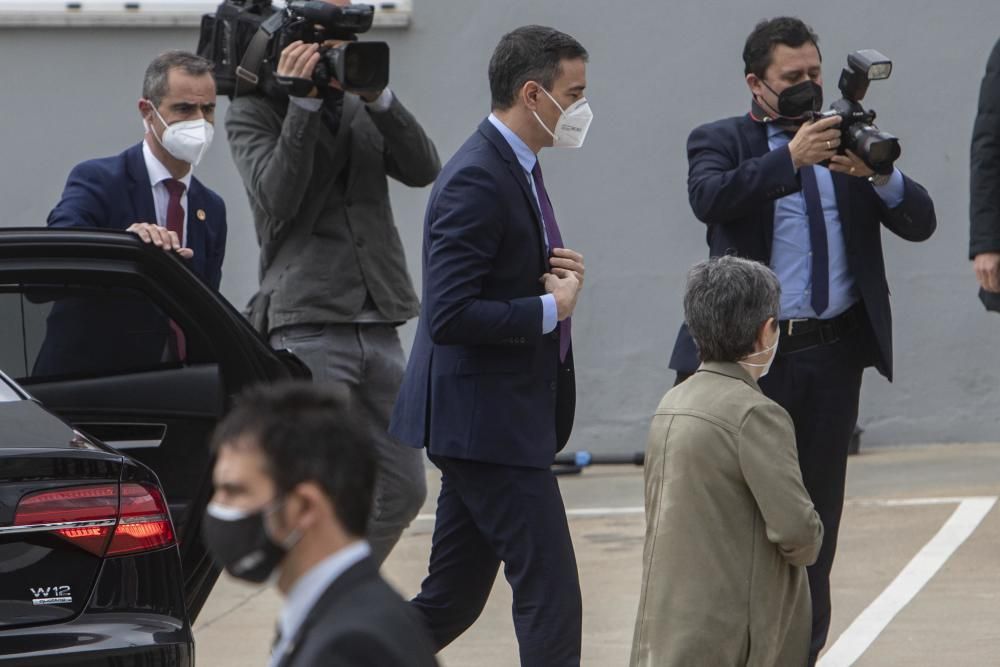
[162,178,187,360]
[320,88,345,136]
[798,165,830,317]
[163,178,186,245]
[530,161,571,362]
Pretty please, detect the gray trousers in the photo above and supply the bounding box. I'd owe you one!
[270,323,427,565]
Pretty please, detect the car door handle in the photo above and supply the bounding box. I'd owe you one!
[75,422,167,450]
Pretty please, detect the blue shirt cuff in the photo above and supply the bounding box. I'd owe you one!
[872,168,904,208]
[540,294,557,334]
[290,96,323,112]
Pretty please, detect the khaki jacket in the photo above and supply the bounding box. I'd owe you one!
[630,362,823,667]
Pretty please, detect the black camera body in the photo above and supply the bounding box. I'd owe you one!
[816,49,900,175]
[198,0,389,99]
[271,1,389,93]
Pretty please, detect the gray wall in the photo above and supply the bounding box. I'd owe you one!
[2,1,998,452]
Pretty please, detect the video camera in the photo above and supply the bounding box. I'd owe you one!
[198,0,389,99]
[815,50,900,175]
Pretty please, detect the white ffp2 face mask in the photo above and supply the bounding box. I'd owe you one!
[738,333,780,378]
[146,102,214,167]
[532,87,593,149]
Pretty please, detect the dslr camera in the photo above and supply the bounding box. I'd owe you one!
[816,50,900,175]
[198,0,389,98]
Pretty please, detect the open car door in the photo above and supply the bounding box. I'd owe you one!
[0,229,308,620]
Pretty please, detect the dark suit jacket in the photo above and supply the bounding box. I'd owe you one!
[276,557,438,667]
[970,37,1000,311]
[390,119,575,469]
[33,143,226,378]
[47,142,227,289]
[668,114,936,381]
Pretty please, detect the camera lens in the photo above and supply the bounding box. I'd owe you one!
[850,124,900,170]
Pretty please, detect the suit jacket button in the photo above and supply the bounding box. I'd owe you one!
[549,380,557,391]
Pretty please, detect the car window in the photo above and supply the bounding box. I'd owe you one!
[0,283,213,382]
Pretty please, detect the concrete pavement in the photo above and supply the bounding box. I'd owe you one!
[195,442,1000,666]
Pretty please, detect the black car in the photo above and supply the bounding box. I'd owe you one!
[0,229,307,665]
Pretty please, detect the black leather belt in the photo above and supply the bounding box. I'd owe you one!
[778,303,861,353]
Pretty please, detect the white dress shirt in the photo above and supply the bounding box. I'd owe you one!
[142,139,192,245]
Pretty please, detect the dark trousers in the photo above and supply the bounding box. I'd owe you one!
[674,335,863,664]
[412,455,583,667]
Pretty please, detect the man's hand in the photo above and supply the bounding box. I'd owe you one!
[541,268,581,321]
[788,115,841,170]
[127,223,194,259]
[828,149,874,178]
[974,252,1000,293]
[277,41,320,97]
[549,248,585,289]
[325,76,383,103]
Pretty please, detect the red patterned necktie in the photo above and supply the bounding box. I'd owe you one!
[163,178,186,245]
[162,178,187,360]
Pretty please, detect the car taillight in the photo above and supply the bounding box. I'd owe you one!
[106,483,174,556]
[14,482,175,557]
[14,484,117,556]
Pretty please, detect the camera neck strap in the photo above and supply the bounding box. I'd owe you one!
[235,11,286,97]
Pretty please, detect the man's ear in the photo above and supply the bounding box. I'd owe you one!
[287,481,329,533]
[520,80,542,112]
[138,99,155,124]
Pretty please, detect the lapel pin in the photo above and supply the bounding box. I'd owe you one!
[196,209,207,221]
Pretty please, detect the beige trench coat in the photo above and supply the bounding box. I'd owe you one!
[630,362,823,666]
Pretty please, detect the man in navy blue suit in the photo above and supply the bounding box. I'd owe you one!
[36,51,226,378]
[390,25,591,666]
[48,50,226,289]
[668,17,936,665]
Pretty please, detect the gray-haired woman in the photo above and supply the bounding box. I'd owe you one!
[630,256,823,667]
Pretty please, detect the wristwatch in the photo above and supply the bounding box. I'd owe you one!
[868,172,892,187]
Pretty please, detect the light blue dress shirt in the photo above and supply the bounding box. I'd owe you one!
[269,541,371,667]
[488,114,558,334]
[767,123,904,319]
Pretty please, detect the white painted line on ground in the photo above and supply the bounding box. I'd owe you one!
[849,496,980,507]
[818,496,998,667]
[414,506,646,522]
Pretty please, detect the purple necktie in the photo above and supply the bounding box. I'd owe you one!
[531,161,571,362]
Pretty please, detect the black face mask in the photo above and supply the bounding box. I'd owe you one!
[202,500,298,584]
[758,79,823,121]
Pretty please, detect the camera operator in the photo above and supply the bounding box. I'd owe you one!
[225,0,441,566]
[971,37,1000,306]
[667,17,936,664]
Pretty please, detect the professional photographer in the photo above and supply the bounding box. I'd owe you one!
[667,17,936,665]
[225,0,441,566]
